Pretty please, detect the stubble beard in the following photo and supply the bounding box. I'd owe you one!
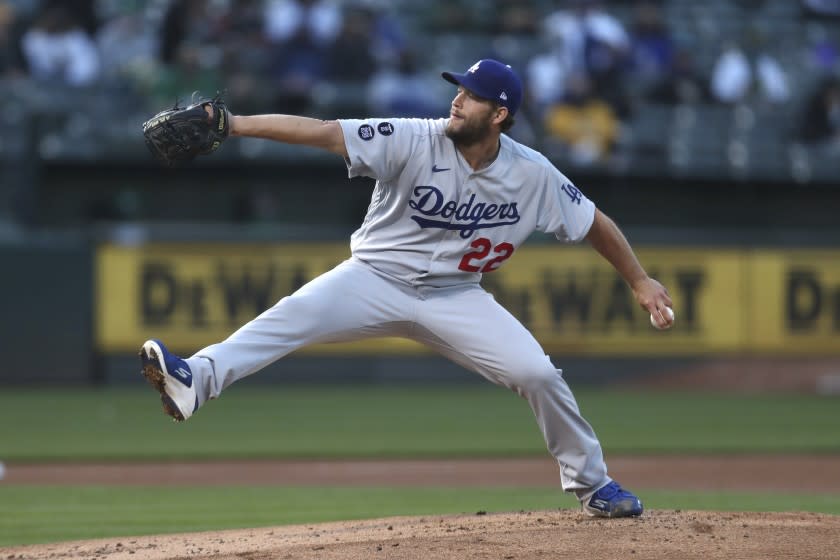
[445,115,493,147]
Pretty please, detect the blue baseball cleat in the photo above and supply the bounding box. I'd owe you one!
[139,339,199,422]
[582,481,644,518]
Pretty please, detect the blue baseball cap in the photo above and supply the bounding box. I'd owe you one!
[442,59,523,116]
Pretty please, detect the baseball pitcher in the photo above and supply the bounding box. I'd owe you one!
[140,59,674,518]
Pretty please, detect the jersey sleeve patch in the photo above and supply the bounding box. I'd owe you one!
[537,167,596,242]
[340,118,421,181]
[358,124,375,140]
[377,122,395,136]
[560,183,583,205]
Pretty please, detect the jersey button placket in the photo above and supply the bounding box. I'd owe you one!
[456,175,473,232]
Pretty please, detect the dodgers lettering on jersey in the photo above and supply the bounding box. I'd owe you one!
[338,118,596,287]
[408,187,521,238]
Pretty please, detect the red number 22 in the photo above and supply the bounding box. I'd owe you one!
[458,238,515,273]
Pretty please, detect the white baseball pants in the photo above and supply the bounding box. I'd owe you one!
[187,257,610,498]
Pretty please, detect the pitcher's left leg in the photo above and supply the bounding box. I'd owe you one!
[414,285,608,497]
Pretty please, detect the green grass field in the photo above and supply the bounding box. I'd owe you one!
[1,385,838,547]
[2,386,839,460]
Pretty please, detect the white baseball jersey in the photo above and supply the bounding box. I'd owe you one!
[339,118,596,287]
[188,117,612,501]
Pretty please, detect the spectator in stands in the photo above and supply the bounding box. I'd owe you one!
[368,49,447,118]
[96,3,158,90]
[646,48,709,105]
[486,0,541,73]
[629,1,675,94]
[220,0,266,39]
[326,5,377,82]
[217,0,268,66]
[805,23,839,74]
[160,0,218,66]
[215,0,274,113]
[264,0,341,44]
[153,39,223,109]
[526,35,573,117]
[543,0,630,74]
[797,75,840,147]
[264,0,342,114]
[543,0,632,118]
[20,4,101,87]
[154,0,226,107]
[352,0,406,69]
[710,43,751,103]
[710,30,790,105]
[543,73,619,166]
[0,3,25,79]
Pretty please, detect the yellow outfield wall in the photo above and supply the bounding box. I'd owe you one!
[96,243,840,356]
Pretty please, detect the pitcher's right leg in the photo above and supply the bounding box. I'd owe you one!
[142,258,414,416]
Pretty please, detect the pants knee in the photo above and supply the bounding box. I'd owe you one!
[509,361,560,394]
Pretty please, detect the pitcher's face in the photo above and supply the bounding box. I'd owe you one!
[445,87,498,146]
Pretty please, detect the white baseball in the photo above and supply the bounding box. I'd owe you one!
[650,307,674,330]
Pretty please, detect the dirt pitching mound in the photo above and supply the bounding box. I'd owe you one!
[5,509,838,560]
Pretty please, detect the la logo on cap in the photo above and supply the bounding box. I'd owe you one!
[468,61,481,74]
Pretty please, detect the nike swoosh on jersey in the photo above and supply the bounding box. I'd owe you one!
[432,164,451,172]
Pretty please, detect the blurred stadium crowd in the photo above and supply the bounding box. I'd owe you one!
[0,0,838,182]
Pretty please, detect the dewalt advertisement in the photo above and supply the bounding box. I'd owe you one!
[96,243,840,356]
[747,250,840,353]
